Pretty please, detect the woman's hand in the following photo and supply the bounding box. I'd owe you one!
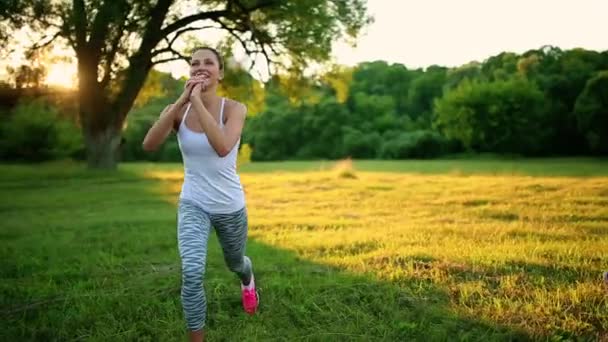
[188,76,210,101]
[176,80,196,107]
[176,75,208,106]
[190,82,203,102]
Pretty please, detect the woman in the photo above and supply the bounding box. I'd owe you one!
[142,47,258,342]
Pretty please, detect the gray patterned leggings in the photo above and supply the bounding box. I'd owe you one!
[177,199,253,331]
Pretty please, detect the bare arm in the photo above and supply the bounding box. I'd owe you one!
[141,103,185,152]
[142,80,197,152]
[189,87,246,157]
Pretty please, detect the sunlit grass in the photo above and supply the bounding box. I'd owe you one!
[149,162,608,339]
[1,159,607,340]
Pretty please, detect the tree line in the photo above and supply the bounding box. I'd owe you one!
[244,46,608,160]
[1,46,607,163]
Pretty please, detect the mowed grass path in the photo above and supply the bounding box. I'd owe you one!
[1,159,607,341]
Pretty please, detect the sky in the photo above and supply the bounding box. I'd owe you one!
[3,0,608,87]
[154,0,608,80]
[330,0,608,69]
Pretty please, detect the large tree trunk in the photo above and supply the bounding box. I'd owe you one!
[72,0,170,169]
[84,123,122,169]
[78,59,126,170]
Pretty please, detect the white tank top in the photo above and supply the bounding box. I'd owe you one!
[176,98,245,214]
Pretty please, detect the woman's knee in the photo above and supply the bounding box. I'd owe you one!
[182,263,205,287]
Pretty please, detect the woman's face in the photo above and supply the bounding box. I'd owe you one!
[189,49,223,88]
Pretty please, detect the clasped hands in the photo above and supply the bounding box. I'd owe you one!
[177,74,211,107]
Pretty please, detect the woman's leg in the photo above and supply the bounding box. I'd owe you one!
[177,200,212,341]
[210,207,258,313]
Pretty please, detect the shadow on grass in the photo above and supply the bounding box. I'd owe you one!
[202,239,533,341]
[0,166,534,341]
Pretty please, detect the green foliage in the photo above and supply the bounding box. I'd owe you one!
[434,77,550,155]
[2,0,372,169]
[296,98,351,159]
[4,46,608,163]
[481,52,519,81]
[218,66,266,116]
[523,47,607,154]
[122,102,182,162]
[342,127,382,158]
[245,47,607,161]
[0,99,83,161]
[406,65,447,123]
[379,130,456,159]
[574,70,608,154]
[349,61,419,115]
[244,100,301,161]
[349,92,396,129]
[132,70,171,109]
[444,62,482,90]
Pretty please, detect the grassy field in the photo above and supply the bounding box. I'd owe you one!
[1,159,607,341]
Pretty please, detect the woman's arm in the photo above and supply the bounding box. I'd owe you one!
[141,103,185,152]
[189,86,247,157]
[142,80,198,152]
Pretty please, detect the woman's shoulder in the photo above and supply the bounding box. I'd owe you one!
[223,97,248,117]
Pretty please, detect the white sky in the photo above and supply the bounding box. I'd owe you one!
[156,0,608,79]
[331,0,608,68]
[2,0,607,86]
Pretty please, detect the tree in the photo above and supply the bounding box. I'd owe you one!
[521,46,606,154]
[444,62,481,90]
[574,71,608,154]
[3,0,371,169]
[319,64,353,104]
[434,77,549,155]
[348,61,416,115]
[406,65,447,126]
[480,52,519,81]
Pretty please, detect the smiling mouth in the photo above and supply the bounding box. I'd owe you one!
[193,71,210,77]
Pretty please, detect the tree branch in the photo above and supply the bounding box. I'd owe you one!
[72,0,87,52]
[151,55,188,66]
[138,0,173,55]
[160,10,229,38]
[213,17,276,75]
[89,0,123,65]
[30,31,62,51]
[159,0,278,38]
[100,17,128,90]
[214,18,252,52]
[236,0,280,14]
[151,25,216,57]
[151,43,189,65]
[112,0,173,125]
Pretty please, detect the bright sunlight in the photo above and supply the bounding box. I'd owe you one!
[45,62,77,89]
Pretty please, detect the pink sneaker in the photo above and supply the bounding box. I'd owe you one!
[241,274,259,315]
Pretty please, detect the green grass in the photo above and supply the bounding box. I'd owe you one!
[243,157,608,176]
[1,159,607,341]
[121,157,608,176]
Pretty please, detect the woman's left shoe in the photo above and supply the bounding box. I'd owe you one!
[241,274,259,315]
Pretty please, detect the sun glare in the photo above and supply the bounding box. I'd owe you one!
[45,62,77,89]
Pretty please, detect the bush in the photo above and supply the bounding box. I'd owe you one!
[342,128,381,158]
[122,117,159,162]
[244,106,302,161]
[574,71,608,154]
[0,99,83,162]
[160,139,182,162]
[434,77,550,155]
[379,130,454,159]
